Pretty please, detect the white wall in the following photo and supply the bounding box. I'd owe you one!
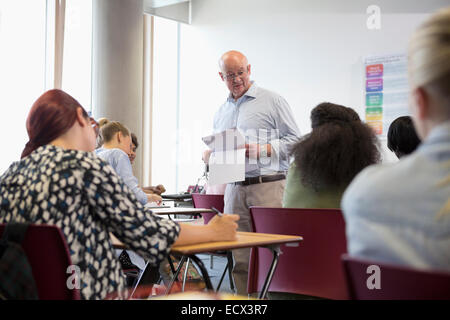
[174,0,449,189]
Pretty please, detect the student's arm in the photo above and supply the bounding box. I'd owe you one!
[84,158,179,267]
[174,214,239,246]
[113,150,149,205]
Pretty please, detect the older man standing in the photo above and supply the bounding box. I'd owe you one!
[206,50,300,295]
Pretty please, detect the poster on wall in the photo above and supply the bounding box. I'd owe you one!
[364,54,410,137]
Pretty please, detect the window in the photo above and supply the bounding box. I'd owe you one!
[62,0,92,110]
[0,0,47,174]
[151,16,179,193]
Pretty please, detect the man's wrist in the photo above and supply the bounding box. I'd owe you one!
[259,144,271,158]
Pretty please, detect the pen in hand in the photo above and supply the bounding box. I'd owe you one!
[211,206,224,217]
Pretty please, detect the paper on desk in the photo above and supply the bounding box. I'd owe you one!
[202,129,246,185]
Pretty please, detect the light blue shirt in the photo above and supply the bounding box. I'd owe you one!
[213,82,300,177]
[95,148,148,205]
[342,121,450,272]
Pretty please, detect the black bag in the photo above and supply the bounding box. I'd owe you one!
[0,223,39,300]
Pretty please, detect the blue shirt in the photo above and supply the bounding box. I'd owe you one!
[342,121,450,272]
[95,148,148,205]
[213,82,300,177]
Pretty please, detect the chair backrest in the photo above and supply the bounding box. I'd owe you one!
[248,207,348,299]
[191,194,224,225]
[342,254,450,300]
[0,224,80,300]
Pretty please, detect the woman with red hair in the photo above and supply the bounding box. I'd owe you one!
[0,89,239,299]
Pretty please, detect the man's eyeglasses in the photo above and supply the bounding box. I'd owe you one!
[222,70,247,81]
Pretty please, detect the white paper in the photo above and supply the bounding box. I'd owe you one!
[203,129,246,184]
[202,128,246,151]
[208,149,246,185]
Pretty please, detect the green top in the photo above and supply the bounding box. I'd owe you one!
[282,163,346,209]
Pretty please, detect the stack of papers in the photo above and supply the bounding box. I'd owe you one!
[202,129,246,185]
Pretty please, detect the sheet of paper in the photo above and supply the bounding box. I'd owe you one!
[202,128,246,151]
[207,148,246,185]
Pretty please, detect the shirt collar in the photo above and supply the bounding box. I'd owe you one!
[227,81,258,102]
[424,120,450,145]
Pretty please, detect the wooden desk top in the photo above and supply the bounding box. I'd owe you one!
[150,207,214,215]
[110,231,302,253]
[171,232,302,255]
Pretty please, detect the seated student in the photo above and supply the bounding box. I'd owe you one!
[0,89,239,299]
[342,8,450,272]
[283,102,381,208]
[95,121,162,205]
[387,116,421,159]
[129,132,166,195]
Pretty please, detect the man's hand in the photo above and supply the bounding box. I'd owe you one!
[245,144,271,159]
[202,149,212,164]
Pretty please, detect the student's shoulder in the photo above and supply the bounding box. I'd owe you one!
[342,155,422,210]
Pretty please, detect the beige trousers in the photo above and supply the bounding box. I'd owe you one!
[224,179,285,296]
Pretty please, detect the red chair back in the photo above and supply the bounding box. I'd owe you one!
[191,194,224,224]
[0,224,80,300]
[248,207,348,299]
[342,254,450,300]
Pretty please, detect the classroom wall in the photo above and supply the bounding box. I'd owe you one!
[173,0,449,188]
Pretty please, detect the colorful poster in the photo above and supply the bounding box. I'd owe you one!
[364,54,410,137]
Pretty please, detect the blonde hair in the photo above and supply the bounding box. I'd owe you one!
[100,121,130,143]
[408,7,450,107]
[98,117,109,128]
[95,118,110,148]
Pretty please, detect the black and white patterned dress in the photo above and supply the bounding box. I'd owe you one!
[0,145,180,299]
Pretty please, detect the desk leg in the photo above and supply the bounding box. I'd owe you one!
[258,245,282,300]
[188,255,214,291]
[165,256,187,295]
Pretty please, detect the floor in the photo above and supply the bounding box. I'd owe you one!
[196,253,235,294]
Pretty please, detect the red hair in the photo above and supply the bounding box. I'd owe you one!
[21,89,88,159]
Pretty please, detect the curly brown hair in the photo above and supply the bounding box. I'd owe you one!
[292,102,381,191]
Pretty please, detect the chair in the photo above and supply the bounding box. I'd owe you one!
[191,193,235,292]
[248,207,348,300]
[342,254,450,300]
[0,223,80,300]
[191,193,224,224]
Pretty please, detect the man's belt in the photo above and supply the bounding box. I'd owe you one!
[234,174,286,186]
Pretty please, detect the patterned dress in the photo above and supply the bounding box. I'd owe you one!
[0,145,180,299]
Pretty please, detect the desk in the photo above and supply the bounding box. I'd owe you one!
[111,231,303,299]
[150,207,214,216]
[169,232,302,299]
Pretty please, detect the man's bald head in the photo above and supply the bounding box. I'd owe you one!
[219,51,249,71]
[218,51,252,100]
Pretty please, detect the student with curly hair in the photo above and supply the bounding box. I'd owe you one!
[283,102,381,208]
